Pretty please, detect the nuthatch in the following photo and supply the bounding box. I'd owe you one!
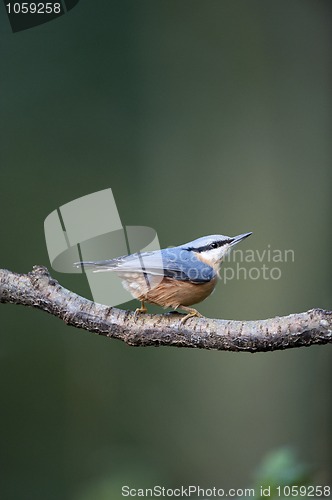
[76,232,252,322]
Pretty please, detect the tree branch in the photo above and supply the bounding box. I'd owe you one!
[0,266,331,352]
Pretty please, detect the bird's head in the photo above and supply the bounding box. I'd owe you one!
[184,232,252,270]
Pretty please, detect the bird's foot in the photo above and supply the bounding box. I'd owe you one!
[179,306,203,324]
[134,301,147,317]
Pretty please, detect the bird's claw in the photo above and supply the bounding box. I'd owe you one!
[134,302,147,317]
[180,308,203,324]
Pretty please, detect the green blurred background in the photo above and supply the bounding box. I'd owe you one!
[1,1,331,499]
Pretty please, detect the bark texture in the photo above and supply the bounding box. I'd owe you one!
[0,266,331,352]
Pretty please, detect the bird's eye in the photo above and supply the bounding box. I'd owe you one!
[210,242,219,249]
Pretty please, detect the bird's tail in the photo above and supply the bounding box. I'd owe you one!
[73,260,116,271]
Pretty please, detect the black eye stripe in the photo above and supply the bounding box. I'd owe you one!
[187,239,233,253]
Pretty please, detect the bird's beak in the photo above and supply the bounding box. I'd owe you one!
[230,232,252,246]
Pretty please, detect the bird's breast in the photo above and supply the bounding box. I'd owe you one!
[121,273,217,309]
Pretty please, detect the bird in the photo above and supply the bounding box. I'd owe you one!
[75,232,252,322]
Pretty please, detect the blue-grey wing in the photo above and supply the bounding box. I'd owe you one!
[75,248,214,284]
[160,248,215,283]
